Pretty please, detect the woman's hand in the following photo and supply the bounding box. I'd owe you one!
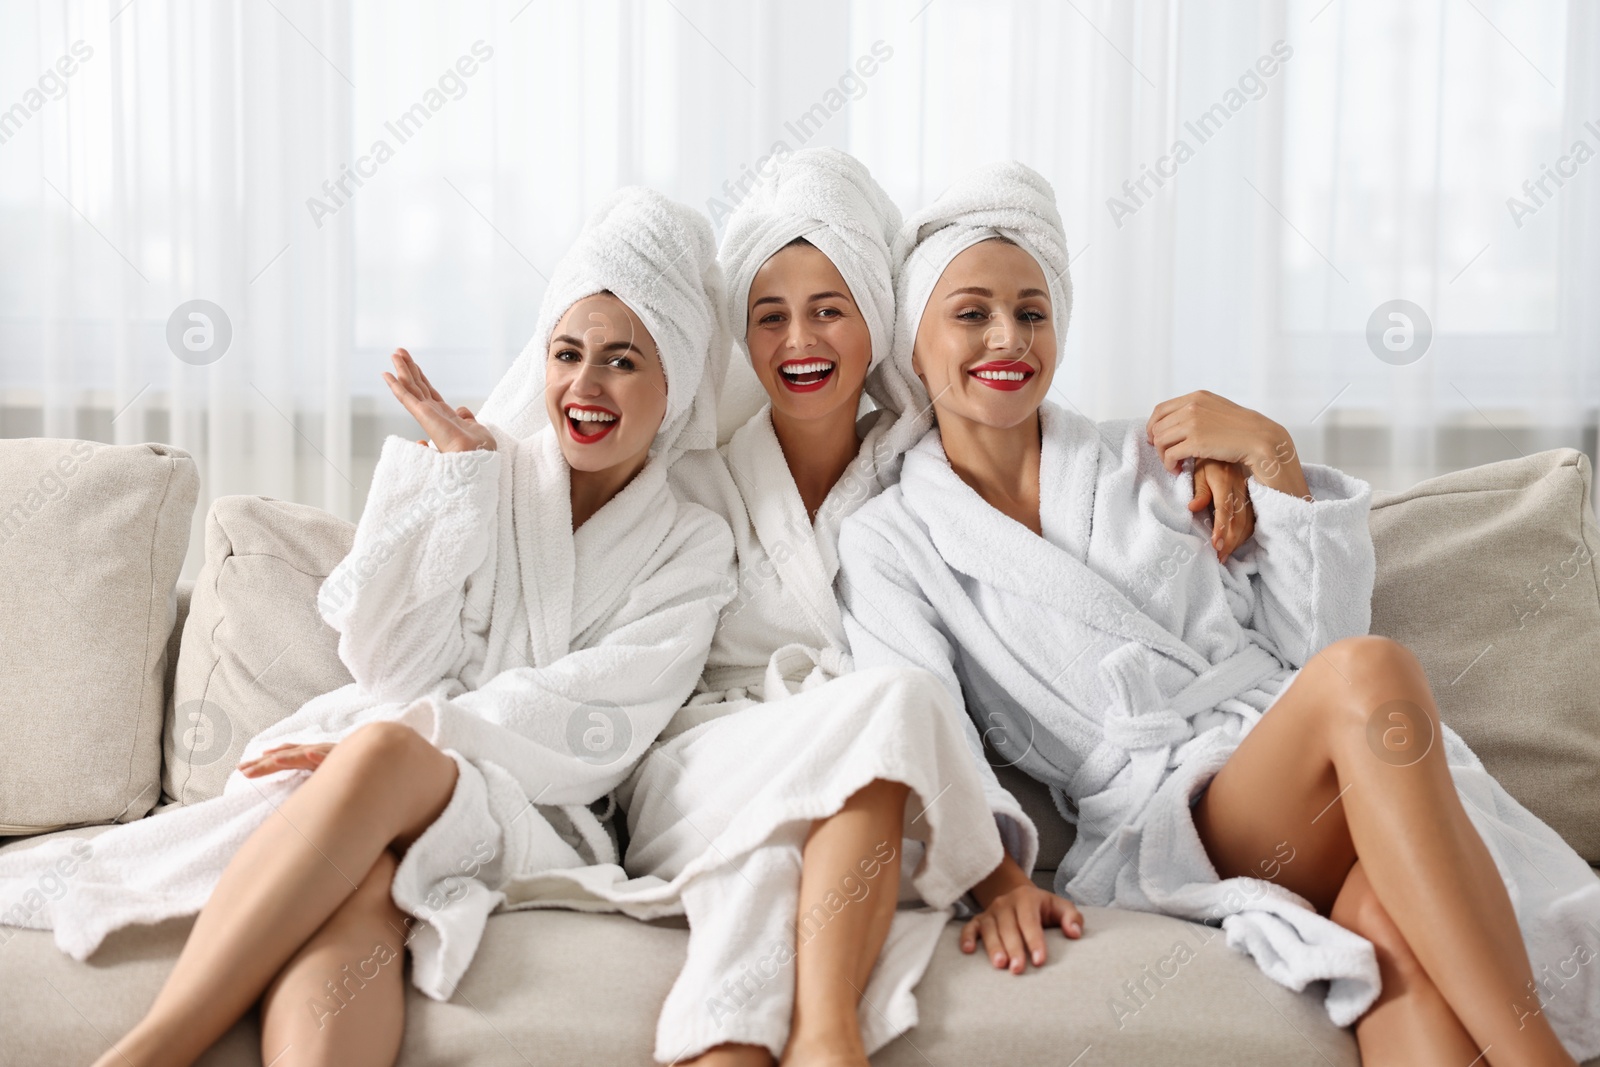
[1193,458,1256,561]
[383,348,496,454]
[1147,391,1310,501]
[962,855,1083,973]
[238,742,335,778]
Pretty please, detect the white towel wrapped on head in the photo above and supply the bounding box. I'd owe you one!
[477,186,730,460]
[889,159,1073,401]
[716,146,932,492]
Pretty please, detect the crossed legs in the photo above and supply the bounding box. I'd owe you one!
[1193,636,1576,1067]
[91,721,459,1067]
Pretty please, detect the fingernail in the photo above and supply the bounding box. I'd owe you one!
[994,954,1005,966]
[1070,921,1082,936]
[1034,949,1044,964]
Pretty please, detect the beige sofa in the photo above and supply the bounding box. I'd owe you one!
[2,437,1598,1066]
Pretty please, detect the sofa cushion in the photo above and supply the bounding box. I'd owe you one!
[165,497,355,805]
[2,836,1597,1065]
[1369,447,1600,862]
[0,826,253,1067]
[0,440,197,834]
[0,892,1357,1066]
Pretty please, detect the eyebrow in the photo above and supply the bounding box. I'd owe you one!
[550,333,645,356]
[751,290,854,308]
[944,286,1049,299]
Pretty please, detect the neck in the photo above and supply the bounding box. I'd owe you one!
[770,393,863,521]
[569,449,649,529]
[937,408,1045,536]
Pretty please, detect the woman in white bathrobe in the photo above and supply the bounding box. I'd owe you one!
[0,189,736,1067]
[838,162,1600,1066]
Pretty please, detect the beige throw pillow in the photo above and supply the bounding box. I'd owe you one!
[0,440,197,832]
[1369,448,1600,863]
[164,496,356,805]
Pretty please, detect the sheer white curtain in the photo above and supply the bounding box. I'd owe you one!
[3,0,1595,579]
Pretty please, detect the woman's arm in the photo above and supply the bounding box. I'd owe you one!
[318,436,501,702]
[1146,391,1375,666]
[400,507,736,805]
[1146,390,1310,499]
[317,350,503,702]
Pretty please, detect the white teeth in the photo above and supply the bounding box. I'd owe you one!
[566,407,617,422]
[972,370,1029,381]
[781,360,835,375]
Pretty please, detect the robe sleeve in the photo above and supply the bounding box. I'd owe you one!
[838,513,1041,876]
[1236,462,1375,667]
[316,435,502,704]
[394,507,737,805]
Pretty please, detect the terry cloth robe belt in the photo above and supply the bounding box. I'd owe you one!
[1057,642,1282,839]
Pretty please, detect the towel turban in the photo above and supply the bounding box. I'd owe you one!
[889,161,1073,404]
[479,187,728,461]
[716,147,932,474]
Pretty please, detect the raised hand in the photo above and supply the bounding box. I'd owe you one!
[1147,390,1310,501]
[1193,458,1256,561]
[237,742,335,778]
[382,347,496,454]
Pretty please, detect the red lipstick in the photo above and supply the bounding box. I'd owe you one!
[968,360,1036,391]
[777,358,836,394]
[565,404,619,444]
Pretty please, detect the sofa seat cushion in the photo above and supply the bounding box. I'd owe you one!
[0,891,1364,1066]
[0,440,198,834]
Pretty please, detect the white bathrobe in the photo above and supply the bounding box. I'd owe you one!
[837,401,1600,1059]
[491,407,1035,1063]
[0,425,735,1002]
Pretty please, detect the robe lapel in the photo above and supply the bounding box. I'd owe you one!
[901,406,1204,673]
[570,459,677,638]
[510,429,576,668]
[725,410,847,648]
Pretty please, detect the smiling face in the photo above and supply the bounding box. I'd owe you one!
[543,292,669,474]
[745,241,873,424]
[911,238,1056,431]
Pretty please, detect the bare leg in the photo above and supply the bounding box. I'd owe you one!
[678,777,910,1067]
[779,777,910,1067]
[92,722,458,1067]
[1192,636,1574,1067]
[1329,860,1481,1066]
[259,848,411,1067]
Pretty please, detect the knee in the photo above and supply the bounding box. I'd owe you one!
[864,665,956,728]
[1318,636,1428,692]
[338,721,449,784]
[1315,637,1440,732]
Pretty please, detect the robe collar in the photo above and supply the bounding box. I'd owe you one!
[724,407,846,648]
[505,427,679,667]
[898,401,1205,672]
